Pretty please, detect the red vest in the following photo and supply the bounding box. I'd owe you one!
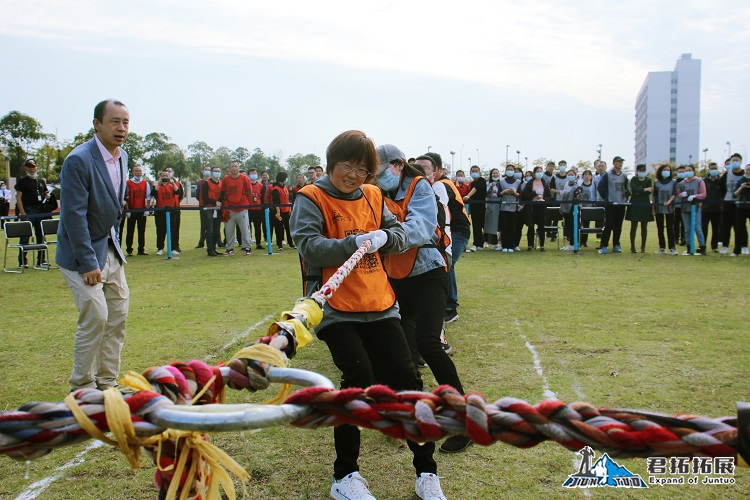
[248,181,263,210]
[222,175,250,211]
[196,179,205,207]
[205,179,222,206]
[156,183,179,208]
[126,179,148,209]
[270,184,291,213]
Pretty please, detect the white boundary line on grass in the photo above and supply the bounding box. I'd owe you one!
[16,316,274,500]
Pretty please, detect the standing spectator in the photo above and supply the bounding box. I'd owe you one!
[14,159,50,267]
[597,156,630,254]
[673,165,687,247]
[164,167,183,253]
[676,164,707,255]
[56,99,129,391]
[219,161,253,256]
[719,154,744,254]
[702,163,723,252]
[195,166,211,248]
[154,169,180,255]
[453,170,471,200]
[315,165,325,179]
[124,165,151,256]
[498,164,521,252]
[625,164,654,253]
[463,165,486,251]
[653,164,678,254]
[548,160,569,242]
[484,168,501,248]
[201,166,224,256]
[293,173,307,196]
[593,160,607,243]
[542,161,556,186]
[730,163,750,256]
[0,180,12,228]
[270,171,294,251]
[416,154,470,324]
[521,166,552,251]
[246,167,265,250]
[306,166,317,184]
[577,169,598,247]
[559,168,580,251]
[290,130,446,500]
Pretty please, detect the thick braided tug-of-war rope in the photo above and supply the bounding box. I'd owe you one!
[1,241,748,499]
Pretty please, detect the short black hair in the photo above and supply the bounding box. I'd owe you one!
[276,171,288,183]
[415,155,436,167]
[423,152,442,168]
[94,99,127,122]
[731,153,743,161]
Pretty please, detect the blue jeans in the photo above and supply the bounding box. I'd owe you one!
[681,205,705,249]
[446,232,469,311]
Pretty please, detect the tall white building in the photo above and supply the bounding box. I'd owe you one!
[635,54,701,168]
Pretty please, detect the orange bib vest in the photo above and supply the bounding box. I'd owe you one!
[156,183,179,208]
[271,184,291,213]
[299,184,396,313]
[126,179,148,210]
[205,179,222,206]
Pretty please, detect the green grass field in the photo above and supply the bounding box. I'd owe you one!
[1,211,748,499]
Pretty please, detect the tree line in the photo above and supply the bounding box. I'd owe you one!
[0,111,321,182]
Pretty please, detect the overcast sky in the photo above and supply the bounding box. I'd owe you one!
[1,0,749,171]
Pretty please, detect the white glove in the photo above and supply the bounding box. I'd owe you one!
[687,195,695,202]
[355,230,388,253]
[680,192,687,198]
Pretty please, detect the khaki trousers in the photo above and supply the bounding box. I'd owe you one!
[61,247,129,390]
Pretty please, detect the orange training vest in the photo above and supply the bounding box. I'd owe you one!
[299,184,396,313]
[383,176,430,279]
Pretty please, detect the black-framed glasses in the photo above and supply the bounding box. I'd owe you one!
[337,162,370,178]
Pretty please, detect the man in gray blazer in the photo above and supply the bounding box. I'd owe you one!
[57,99,130,391]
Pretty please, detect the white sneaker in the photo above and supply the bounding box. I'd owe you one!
[655,248,664,254]
[514,246,521,251]
[493,244,502,251]
[331,472,376,500]
[669,248,678,255]
[742,247,749,255]
[171,249,180,255]
[466,246,477,252]
[156,249,163,256]
[482,242,489,249]
[729,253,738,257]
[719,247,728,255]
[561,245,574,251]
[416,473,447,500]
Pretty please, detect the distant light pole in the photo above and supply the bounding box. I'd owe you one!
[476,149,479,168]
[525,156,528,169]
[460,144,464,170]
[506,145,510,165]
[597,144,602,161]
[468,157,472,168]
[428,146,432,152]
[727,141,731,155]
[702,148,708,165]
[689,154,693,165]
[516,150,521,164]
[450,151,456,172]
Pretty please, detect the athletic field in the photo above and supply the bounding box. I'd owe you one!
[1,210,748,499]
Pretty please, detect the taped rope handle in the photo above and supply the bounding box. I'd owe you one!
[310,240,371,304]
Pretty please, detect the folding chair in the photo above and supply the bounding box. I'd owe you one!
[41,218,60,270]
[3,221,48,273]
[578,206,605,249]
[543,206,562,249]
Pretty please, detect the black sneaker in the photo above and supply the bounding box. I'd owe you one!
[256,244,264,250]
[439,435,473,453]
[445,310,459,324]
[416,357,427,369]
[223,249,235,256]
[137,251,149,256]
[277,246,284,251]
[244,248,252,256]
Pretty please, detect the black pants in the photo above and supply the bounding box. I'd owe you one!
[18,206,45,265]
[720,203,736,247]
[204,208,222,253]
[499,211,518,249]
[319,320,436,480]
[125,212,147,254]
[469,205,485,247]
[197,206,207,246]
[702,210,721,250]
[273,212,292,248]
[248,209,265,244]
[0,200,8,228]
[733,208,750,254]
[526,206,546,248]
[562,211,574,242]
[655,213,675,250]
[601,205,626,248]
[391,268,464,394]
[155,209,180,251]
[673,207,684,244]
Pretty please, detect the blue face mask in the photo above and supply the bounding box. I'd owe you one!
[710,169,718,176]
[637,171,647,178]
[470,172,480,179]
[133,175,142,182]
[559,167,567,174]
[661,170,671,178]
[535,172,543,180]
[491,176,500,182]
[685,171,695,179]
[514,172,522,179]
[27,172,38,178]
[506,171,515,178]
[249,174,258,181]
[677,172,686,179]
[376,168,400,191]
[212,171,221,179]
[203,170,211,177]
[525,176,532,182]
[730,161,741,170]
[567,175,576,183]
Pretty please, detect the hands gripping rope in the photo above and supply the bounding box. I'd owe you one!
[1,241,748,500]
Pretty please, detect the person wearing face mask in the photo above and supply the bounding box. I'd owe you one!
[194,166,212,249]
[676,164,707,255]
[702,162,723,252]
[559,168,581,251]
[483,168,502,249]
[124,165,151,256]
[718,154,745,254]
[576,170,598,248]
[462,165,486,251]
[270,171,294,251]
[0,181,11,229]
[200,166,224,256]
[548,161,569,243]
[730,163,750,257]
[625,164,654,253]
[246,167,265,249]
[596,155,630,254]
[498,165,521,251]
[672,165,687,247]
[452,170,471,200]
[521,166,552,251]
[154,168,181,255]
[15,159,50,267]
[652,164,678,254]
